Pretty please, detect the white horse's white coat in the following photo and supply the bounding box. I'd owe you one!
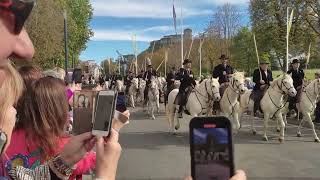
[128,78,139,108]
[259,74,296,142]
[148,77,160,120]
[296,79,320,142]
[115,80,125,92]
[166,78,220,134]
[220,72,246,131]
[138,79,146,103]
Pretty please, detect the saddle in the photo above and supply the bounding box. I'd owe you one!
[174,86,193,106]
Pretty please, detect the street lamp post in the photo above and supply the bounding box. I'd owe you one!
[63,10,69,79]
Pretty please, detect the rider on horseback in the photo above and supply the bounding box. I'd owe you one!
[165,67,176,104]
[175,59,196,118]
[212,54,234,111]
[252,60,273,117]
[110,70,122,89]
[287,59,304,116]
[124,71,134,94]
[212,54,234,93]
[144,64,157,104]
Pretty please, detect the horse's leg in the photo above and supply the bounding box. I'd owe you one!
[277,113,285,143]
[305,112,320,142]
[262,114,270,141]
[276,116,280,132]
[233,103,241,132]
[251,115,257,135]
[131,95,135,108]
[151,100,155,120]
[157,95,160,114]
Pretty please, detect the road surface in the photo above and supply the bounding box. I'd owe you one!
[115,105,320,180]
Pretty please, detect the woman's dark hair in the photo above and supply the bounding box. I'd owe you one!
[16,77,68,158]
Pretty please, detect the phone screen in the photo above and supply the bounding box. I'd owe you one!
[191,121,233,180]
[93,93,115,133]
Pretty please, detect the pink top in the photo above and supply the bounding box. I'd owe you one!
[0,129,96,179]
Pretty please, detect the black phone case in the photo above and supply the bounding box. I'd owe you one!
[189,116,235,180]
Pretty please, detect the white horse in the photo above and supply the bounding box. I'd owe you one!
[219,72,246,131]
[167,78,221,134]
[138,79,146,103]
[128,78,139,108]
[241,74,296,142]
[296,79,320,142]
[115,80,125,92]
[148,77,160,120]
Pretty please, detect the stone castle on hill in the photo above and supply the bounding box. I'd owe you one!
[147,28,193,51]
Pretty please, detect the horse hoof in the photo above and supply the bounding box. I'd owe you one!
[262,137,268,141]
[152,116,155,120]
[278,138,284,143]
[276,129,280,132]
[252,131,257,135]
[315,139,320,143]
[175,126,179,130]
[173,132,177,135]
[297,133,302,137]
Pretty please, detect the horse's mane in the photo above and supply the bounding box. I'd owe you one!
[270,73,291,86]
[232,72,244,79]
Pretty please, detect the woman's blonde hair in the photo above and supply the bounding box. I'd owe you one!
[0,62,24,123]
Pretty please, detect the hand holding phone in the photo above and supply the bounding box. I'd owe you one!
[190,116,235,180]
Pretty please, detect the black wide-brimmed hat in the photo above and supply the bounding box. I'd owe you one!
[183,59,192,65]
[291,59,300,64]
[219,54,229,60]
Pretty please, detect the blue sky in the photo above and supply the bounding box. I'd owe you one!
[80,0,250,64]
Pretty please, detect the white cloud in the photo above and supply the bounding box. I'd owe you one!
[92,29,160,42]
[142,25,172,32]
[90,0,248,18]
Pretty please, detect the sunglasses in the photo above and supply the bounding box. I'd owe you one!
[0,0,35,34]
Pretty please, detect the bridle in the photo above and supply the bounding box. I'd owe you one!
[194,79,220,113]
[228,76,245,95]
[271,76,295,95]
[268,77,294,117]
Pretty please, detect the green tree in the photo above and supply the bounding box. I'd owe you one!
[230,27,256,75]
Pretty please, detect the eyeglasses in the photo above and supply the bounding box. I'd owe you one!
[0,0,35,34]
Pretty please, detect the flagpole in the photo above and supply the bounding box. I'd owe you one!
[180,5,184,68]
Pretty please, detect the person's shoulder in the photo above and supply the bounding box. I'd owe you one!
[214,64,222,69]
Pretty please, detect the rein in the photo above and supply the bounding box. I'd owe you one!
[194,79,219,113]
[268,78,292,117]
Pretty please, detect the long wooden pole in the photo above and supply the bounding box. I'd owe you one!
[165,50,168,76]
[253,34,262,81]
[306,43,311,69]
[286,8,294,72]
[186,36,194,59]
[180,5,184,67]
[199,38,204,78]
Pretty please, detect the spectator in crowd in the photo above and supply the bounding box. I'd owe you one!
[0,0,124,179]
[244,77,254,90]
[2,77,96,179]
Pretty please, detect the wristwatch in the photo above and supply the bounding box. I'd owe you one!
[0,130,7,154]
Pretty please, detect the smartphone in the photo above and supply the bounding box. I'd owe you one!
[190,116,235,180]
[72,90,98,135]
[92,90,118,137]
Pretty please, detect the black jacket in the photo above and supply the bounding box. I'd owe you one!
[253,68,273,91]
[111,74,122,83]
[177,68,196,91]
[212,64,234,84]
[287,68,304,88]
[124,75,134,85]
[143,69,157,84]
[166,72,176,87]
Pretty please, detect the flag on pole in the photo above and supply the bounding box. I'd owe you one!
[173,1,177,34]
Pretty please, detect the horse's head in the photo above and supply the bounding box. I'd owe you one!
[131,78,139,89]
[116,80,124,92]
[150,78,158,90]
[210,77,221,101]
[230,72,246,94]
[275,74,297,97]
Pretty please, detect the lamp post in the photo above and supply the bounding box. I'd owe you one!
[63,10,69,79]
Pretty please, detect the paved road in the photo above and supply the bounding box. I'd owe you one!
[116,104,320,180]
